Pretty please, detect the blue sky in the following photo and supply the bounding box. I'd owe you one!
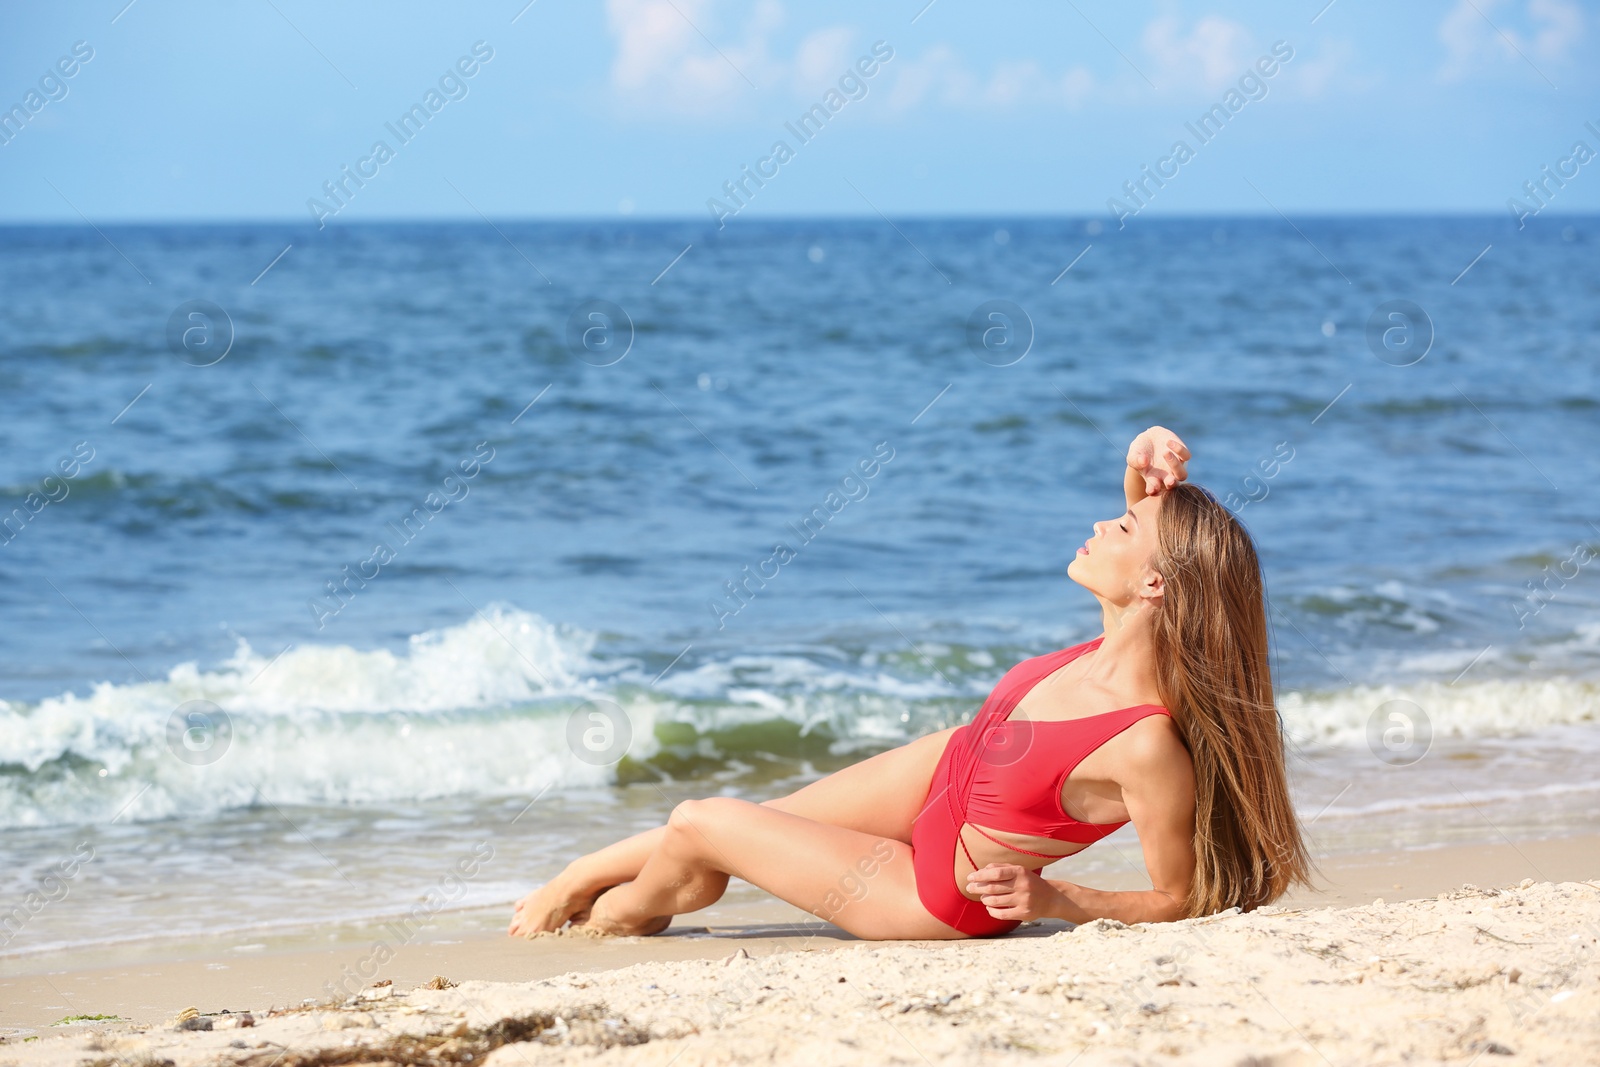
[1,0,1596,222]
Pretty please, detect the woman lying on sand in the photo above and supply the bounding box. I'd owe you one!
[509,425,1310,940]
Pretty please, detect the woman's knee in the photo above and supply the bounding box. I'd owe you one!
[666,797,748,839]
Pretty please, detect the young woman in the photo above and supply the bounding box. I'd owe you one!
[509,426,1310,940]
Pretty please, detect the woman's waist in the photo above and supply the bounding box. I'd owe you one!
[960,819,1091,869]
[961,801,1123,843]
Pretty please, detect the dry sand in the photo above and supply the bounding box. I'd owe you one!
[6,874,1598,1067]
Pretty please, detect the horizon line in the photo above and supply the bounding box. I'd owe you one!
[1,209,1593,228]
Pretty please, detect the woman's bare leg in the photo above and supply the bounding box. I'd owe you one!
[760,725,953,832]
[508,727,956,936]
[584,797,963,941]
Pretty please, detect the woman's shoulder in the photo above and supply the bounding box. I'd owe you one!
[1118,712,1193,775]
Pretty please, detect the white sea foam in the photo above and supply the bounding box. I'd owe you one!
[1279,677,1600,747]
[1310,778,1600,822]
[3,605,1597,828]
[0,607,648,828]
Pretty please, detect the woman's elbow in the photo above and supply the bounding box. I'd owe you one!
[1147,891,1189,923]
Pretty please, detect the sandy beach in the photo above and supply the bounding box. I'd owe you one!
[5,836,1596,1066]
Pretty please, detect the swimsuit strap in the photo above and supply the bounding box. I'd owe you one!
[955,822,980,871]
[962,821,1071,861]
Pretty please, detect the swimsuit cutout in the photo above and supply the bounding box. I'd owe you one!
[909,636,1172,937]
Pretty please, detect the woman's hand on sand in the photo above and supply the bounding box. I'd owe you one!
[1127,426,1190,496]
[966,863,1060,922]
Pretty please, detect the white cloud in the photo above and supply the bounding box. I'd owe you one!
[1140,14,1254,90]
[603,0,1102,119]
[1283,38,1371,99]
[881,13,1257,112]
[604,0,788,113]
[1438,0,1585,82]
[1060,66,1095,106]
[983,59,1045,106]
[884,45,977,112]
[981,60,1097,108]
[885,14,1274,111]
[607,0,701,93]
[883,48,1095,113]
[791,26,856,93]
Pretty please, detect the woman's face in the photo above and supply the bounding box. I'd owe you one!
[1066,492,1166,606]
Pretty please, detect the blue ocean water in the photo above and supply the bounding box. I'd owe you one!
[1,216,1597,955]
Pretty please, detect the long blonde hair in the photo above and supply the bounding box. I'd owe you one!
[1151,484,1311,915]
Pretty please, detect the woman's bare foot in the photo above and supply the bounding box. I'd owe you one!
[574,886,672,937]
[508,873,612,937]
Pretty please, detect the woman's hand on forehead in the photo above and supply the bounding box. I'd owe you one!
[1127,426,1191,496]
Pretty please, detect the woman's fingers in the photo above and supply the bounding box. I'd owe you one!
[966,863,1021,888]
[968,862,1016,878]
[968,863,1044,919]
[1128,427,1191,495]
[1142,435,1188,490]
[1166,439,1190,484]
[966,875,1012,892]
[1163,451,1187,486]
[980,890,1028,918]
[970,869,1027,914]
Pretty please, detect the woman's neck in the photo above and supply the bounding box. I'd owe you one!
[1086,598,1161,694]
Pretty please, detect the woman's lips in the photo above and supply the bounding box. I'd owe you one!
[1077,545,1088,555]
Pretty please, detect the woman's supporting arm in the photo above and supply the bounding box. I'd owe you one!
[1042,878,1187,925]
[964,863,1187,925]
[1048,713,1199,924]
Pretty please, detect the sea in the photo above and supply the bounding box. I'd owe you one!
[1,215,1596,964]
